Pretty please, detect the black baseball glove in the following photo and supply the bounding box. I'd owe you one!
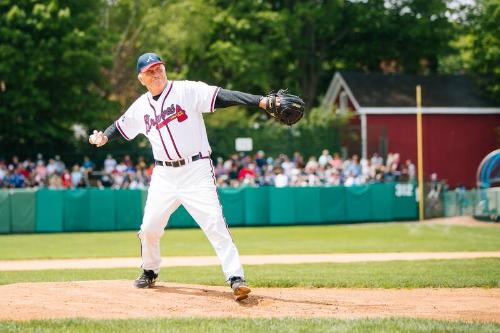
[264,89,305,126]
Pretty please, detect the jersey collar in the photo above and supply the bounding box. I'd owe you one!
[147,80,172,103]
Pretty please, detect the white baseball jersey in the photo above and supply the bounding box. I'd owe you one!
[115,80,221,161]
[115,79,245,280]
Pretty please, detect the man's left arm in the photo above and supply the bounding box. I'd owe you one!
[214,88,268,110]
[214,88,305,126]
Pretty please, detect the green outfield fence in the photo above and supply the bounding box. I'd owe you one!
[0,183,418,234]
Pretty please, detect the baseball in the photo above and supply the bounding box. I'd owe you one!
[95,135,103,145]
[89,133,103,145]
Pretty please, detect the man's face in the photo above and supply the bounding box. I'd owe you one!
[138,63,167,92]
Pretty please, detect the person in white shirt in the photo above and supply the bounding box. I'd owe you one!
[104,154,117,174]
[88,52,300,301]
[274,168,289,187]
[318,149,332,167]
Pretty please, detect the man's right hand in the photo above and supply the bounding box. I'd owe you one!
[89,130,108,147]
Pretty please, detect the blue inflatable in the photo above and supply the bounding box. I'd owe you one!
[477,149,500,189]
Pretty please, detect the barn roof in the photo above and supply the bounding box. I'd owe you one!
[323,72,499,113]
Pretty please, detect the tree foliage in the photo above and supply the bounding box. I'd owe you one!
[0,0,116,154]
[204,105,353,159]
[341,0,453,74]
[0,0,497,157]
[469,0,500,102]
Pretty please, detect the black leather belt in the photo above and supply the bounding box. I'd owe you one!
[155,153,202,167]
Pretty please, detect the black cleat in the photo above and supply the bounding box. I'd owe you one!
[134,270,158,288]
[229,276,251,301]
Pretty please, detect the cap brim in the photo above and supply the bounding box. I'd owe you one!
[140,61,164,73]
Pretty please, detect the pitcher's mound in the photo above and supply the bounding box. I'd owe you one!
[1,280,498,322]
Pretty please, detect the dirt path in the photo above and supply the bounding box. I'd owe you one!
[0,281,498,322]
[423,216,499,227]
[1,252,499,271]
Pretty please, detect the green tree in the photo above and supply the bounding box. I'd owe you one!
[440,0,499,102]
[341,0,453,74]
[104,0,218,107]
[0,0,115,154]
[196,1,288,94]
[470,0,500,102]
[278,0,347,108]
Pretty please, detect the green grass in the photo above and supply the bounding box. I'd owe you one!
[0,318,498,333]
[1,258,498,288]
[1,223,499,260]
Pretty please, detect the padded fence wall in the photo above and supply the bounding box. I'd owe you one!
[1,183,417,234]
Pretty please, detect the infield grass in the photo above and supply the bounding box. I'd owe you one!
[0,223,499,260]
[0,318,499,333]
[1,258,498,288]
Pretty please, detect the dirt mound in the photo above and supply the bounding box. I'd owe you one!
[1,281,498,322]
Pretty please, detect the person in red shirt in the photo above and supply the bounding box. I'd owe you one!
[62,169,72,188]
[238,163,256,182]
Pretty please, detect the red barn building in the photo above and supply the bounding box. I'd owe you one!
[323,72,500,188]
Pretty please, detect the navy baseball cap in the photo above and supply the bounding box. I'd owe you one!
[136,53,164,73]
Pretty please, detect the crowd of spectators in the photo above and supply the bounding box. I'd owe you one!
[0,150,416,189]
[0,154,153,189]
[213,150,415,187]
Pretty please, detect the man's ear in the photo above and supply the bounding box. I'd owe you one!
[138,73,146,86]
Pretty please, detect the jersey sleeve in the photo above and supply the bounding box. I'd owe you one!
[187,81,220,113]
[114,99,143,140]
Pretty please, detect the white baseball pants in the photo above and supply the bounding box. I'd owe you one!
[138,157,244,280]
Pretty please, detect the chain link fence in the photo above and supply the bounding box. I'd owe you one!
[444,187,499,222]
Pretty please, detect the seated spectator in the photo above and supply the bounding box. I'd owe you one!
[281,154,294,178]
[375,165,386,182]
[9,166,25,188]
[273,167,288,188]
[330,152,343,170]
[129,171,146,190]
[99,173,113,188]
[104,154,117,174]
[46,158,57,176]
[305,156,319,174]
[238,163,256,185]
[254,150,267,170]
[344,155,361,177]
[318,149,332,167]
[324,167,341,186]
[305,167,321,186]
[54,155,65,174]
[136,156,146,171]
[115,160,127,174]
[344,171,363,187]
[406,159,416,181]
[62,169,72,188]
[214,157,226,178]
[399,167,410,183]
[34,160,48,186]
[228,164,239,186]
[262,169,275,186]
[289,165,303,186]
[48,172,62,189]
[71,165,84,188]
[82,156,94,171]
[371,152,383,168]
[293,151,305,169]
